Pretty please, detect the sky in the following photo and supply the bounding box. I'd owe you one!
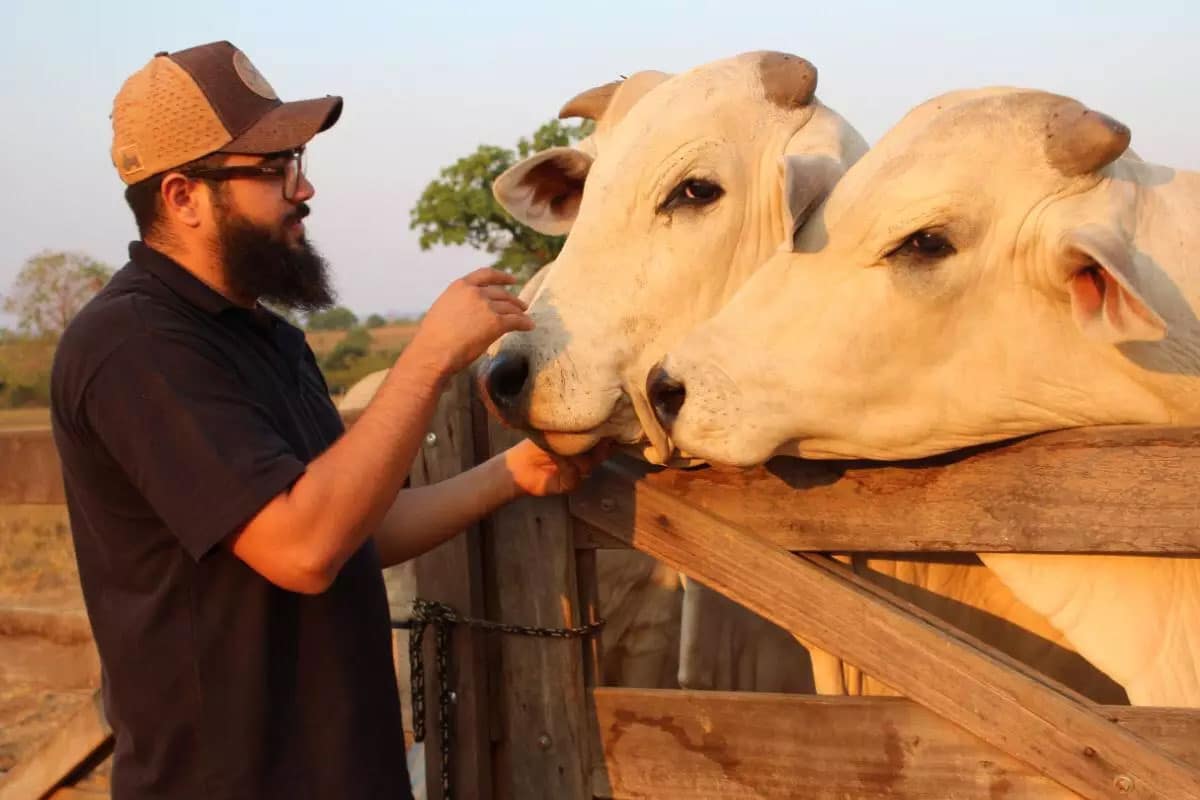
[1,0,1197,326]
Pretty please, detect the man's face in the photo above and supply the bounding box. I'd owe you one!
[208,152,334,312]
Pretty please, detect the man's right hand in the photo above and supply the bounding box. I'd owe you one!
[405,268,535,378]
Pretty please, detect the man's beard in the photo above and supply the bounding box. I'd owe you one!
[215,202,335,312]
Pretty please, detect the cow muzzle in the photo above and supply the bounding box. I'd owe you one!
[477,351,531,427]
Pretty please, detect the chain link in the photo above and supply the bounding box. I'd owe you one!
[393,598,605,800]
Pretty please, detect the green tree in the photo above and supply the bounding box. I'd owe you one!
[305,305,359,331]
[321,327,371,372]
[409,119,594,282]
[3,251,114,337]
[364,313,387,329]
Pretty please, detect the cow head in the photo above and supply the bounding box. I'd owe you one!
[476,51,867,463]
[656,88,1192,466]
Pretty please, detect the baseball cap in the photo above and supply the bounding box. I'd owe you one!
[110,40,342,185]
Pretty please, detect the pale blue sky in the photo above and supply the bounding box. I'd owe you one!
[1,0,1196,324]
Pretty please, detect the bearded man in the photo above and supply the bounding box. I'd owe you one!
[49,41,602,800]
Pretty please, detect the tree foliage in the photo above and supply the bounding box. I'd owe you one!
[3,251,114,337]
[305,305,359,331]
[409,119,594,281]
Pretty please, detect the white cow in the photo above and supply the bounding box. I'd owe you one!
[656,87,1200,705]
[478,51,865,465]
[478,51,867,693]
[475,58,1128,701]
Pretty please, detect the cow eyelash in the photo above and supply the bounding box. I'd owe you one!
[658,178,725,213]
[886,230,957,262]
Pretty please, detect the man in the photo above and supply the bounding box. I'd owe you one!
[50,41,603,799]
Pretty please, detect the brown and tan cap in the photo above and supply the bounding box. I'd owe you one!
[110,40,342,185]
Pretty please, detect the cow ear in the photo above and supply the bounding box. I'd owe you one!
[517,260,554,304]
[1063,225,1167,344]
[778,109,867,249]
[778,154,849,250]
[493,147,593,236]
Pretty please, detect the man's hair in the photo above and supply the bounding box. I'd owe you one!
[123,152,230,239]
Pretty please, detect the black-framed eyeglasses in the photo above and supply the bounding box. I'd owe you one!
[179,148,307,201]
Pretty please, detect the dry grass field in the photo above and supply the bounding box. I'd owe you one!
[0,408,50,432]
[305,322,419,358]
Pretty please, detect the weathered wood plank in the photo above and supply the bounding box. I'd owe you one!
[573,458,1200,800]
[483,415,590,800]
[590,690,1200,799]
[405,373,492,800]
[575,547,602,688]
[0,690,110,800]
[47,788,108,799]
[572,426,1200,552]
[0,430,65,505]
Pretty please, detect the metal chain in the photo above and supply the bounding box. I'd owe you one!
[392,598,606,800]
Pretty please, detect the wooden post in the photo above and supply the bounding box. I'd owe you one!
[405,374,493,800]
[572,457,1200,800]
[0,690,110,800]
[482,414,591,800]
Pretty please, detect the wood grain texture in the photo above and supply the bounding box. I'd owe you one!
[572,426,1200,553]
[591,689,1200,799]
[483,416,591,800]
[405,374,492,800]
[573,458,1200,800]
[0,690,110,800]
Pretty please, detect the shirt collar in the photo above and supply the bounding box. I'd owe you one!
[129,241,236,315]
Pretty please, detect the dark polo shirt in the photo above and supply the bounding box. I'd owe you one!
[49,242,411,800]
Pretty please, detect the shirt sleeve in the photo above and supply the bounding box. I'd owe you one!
[84,331,307,560]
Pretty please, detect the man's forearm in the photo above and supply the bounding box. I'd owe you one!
[372,453,523,568]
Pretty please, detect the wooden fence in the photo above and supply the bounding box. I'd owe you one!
[400,382,1200,800]
[4,381,1200,798]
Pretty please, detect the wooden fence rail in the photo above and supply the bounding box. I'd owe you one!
[573,426,1200,553]
[571,452,1200,800]
[6,412,1200,799]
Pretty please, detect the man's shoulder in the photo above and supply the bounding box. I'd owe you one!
[52,263,209,414]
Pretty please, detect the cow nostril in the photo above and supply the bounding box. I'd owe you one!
[646,365,686,428]
[485,352,530,409]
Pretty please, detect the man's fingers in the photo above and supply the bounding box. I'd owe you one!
[488,296,529,317]
[463,267,518,287]
[498,313,536,333]
[481,286,528,309]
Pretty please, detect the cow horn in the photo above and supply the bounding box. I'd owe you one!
[757,52,817,109]
[1044,99,1131,176]
[559,80,622,121]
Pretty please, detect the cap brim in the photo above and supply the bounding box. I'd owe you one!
[222,95,343,154]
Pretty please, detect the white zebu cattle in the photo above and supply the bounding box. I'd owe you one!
[478,51,866,693]
[341,53,856,694]
[656,87,1200,705]
[475,57,1125,701]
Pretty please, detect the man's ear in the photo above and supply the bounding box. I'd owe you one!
[493,148,593,236]
[1063,224,1167,344]
[160,172,205,229]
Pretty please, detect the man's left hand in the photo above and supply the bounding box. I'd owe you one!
[503,439,611,497]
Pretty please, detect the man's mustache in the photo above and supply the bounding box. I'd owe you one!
[287,204,311,225]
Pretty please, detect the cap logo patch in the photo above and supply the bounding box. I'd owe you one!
[232,51,278,100]
[118,145,144,176]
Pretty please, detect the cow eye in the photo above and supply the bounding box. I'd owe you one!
[659,178,724,212]
[889,230,956,262]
